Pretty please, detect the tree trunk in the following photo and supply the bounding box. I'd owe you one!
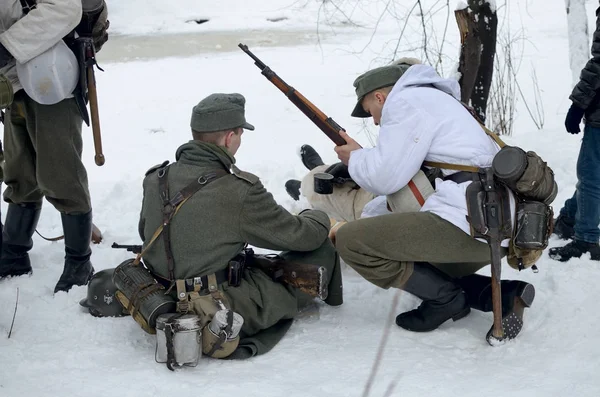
[565,0,590,86]
[455,1,498,123]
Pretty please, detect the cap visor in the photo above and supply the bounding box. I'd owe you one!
[242,122,255,131]
[351,101,371,118]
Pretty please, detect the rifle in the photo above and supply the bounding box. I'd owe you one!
[74,37,105,166]
[481,168,507,345]
[112,243,142,254]
[238,43,347,147]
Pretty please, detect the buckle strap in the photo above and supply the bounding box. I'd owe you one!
[443,171,477,184]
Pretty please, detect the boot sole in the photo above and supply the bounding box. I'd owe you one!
[499,283,535,340]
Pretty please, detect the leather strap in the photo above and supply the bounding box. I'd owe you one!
[157,166,229,284]
[158,166,176,282]
[407,180,425,206]
[134,168,229,270]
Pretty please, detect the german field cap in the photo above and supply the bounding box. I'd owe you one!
[351,63,413,118]
[191,93,255,132]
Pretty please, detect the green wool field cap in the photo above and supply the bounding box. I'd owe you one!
[0,73,14,109]
[190,93,255,132]
[351,64,412,118]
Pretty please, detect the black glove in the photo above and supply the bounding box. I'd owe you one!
[77,1,109,52]
[325,162,351,179]
[565,103,585,134]
[325,162,355,186]
[0,43,13,69]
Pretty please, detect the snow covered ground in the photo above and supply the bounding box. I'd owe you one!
[1,1,600,396]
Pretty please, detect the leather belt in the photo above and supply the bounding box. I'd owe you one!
[155,268,229,292]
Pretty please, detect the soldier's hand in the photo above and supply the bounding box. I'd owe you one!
[329,221,346,245]
[334,130,361,165]
[92,2,110,52]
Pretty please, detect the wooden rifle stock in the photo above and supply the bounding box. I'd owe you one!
[238,43,347,146]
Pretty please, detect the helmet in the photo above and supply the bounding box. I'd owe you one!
[16,40,78,105]
[80,268,127,318]
[0,73,14,109]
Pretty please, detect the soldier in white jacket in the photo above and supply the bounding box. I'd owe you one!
[0,0,108,293]
[333,61,536,340]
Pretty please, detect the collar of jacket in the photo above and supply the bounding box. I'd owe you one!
[175,140,236,169]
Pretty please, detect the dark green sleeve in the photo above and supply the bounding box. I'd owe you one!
[571,7,600,109]
[239,181,330,252]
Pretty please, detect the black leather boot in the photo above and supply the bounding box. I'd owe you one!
[395,262,470,332]
[0,203,41,278]
[457,274,535,340]
[54,211,95,293]
[300,144,325,171]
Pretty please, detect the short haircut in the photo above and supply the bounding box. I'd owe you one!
[192,127,242,143]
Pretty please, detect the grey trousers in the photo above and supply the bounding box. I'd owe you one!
[336,211,498,289]
[3,90,91,214]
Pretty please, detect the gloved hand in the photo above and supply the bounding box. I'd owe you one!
[565,103,586,134]
[77,1,110,52]
[325,162,353,186]
[325,162,351,179]
[91,4,109,52]
[0,44,13,69]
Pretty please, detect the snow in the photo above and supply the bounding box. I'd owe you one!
[1,0,600,396]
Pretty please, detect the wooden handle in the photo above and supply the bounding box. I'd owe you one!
[87,67,105,166]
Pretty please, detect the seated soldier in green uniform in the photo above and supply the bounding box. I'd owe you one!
[138,93,343,359]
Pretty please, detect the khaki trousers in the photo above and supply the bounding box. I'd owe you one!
[336,211,498,289]
[3,91,91,214]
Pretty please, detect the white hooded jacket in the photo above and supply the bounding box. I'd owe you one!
[0,0,82,93]
[349,64,515,240]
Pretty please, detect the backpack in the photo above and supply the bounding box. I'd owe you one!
[424,107,556,271]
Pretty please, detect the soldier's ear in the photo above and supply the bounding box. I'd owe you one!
[224,129,236,148]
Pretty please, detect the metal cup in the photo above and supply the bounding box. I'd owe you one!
[314,172,334,195]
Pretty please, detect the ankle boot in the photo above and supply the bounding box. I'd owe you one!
[54,211,95,293]
[300,145,325,171]
[395,262,470,332]
[0,203,41,278]
[548,240,600,262]
[457,274,535,340]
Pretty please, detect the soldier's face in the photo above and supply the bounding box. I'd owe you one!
[225,129,244,155]
[361,91,387,126]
